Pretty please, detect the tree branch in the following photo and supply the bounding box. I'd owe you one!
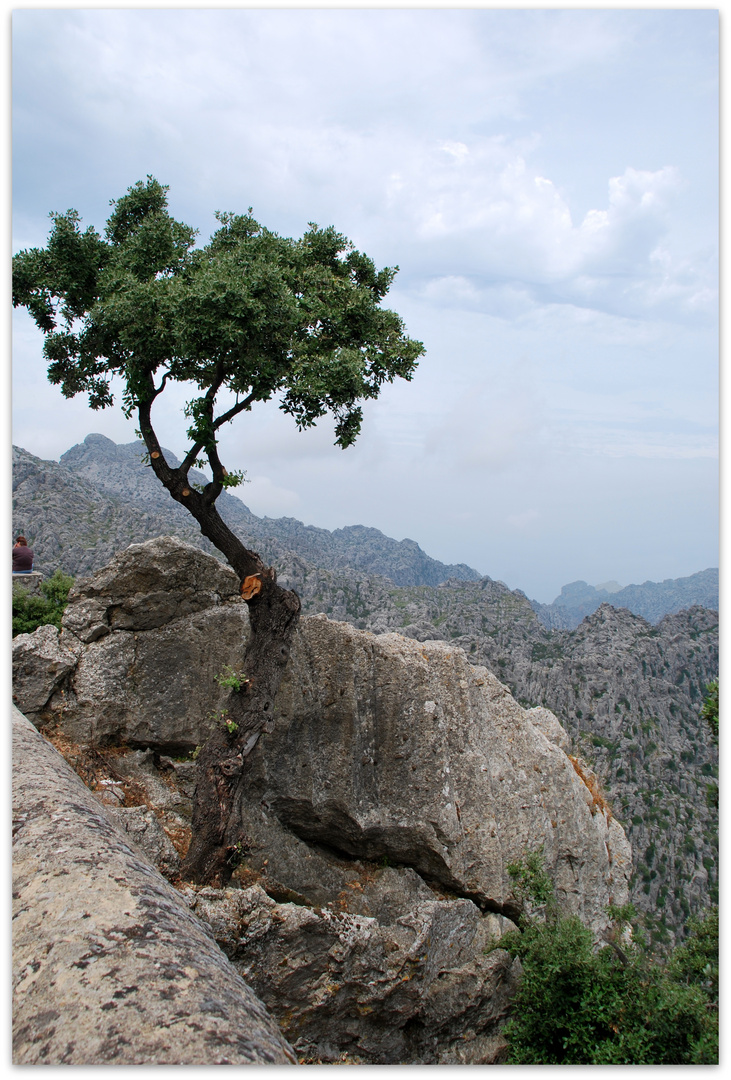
[151,370,171,399]
[212,391,257,432]
[179,363,228,475]
[179,439,206,477]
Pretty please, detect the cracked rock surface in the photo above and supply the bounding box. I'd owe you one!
[182,883,519,1064]
[12,706,295,1066]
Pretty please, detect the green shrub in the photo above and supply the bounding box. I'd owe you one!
[12,570,74,637]
[498,855,717,1064]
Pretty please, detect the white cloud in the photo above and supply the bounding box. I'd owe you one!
[243,476,302,519]
[9,7,718,600]
[377,146,707,321]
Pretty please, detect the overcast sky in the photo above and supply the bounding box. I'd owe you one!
[11,6,718,603]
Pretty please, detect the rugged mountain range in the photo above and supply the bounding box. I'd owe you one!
[12,434,718,944]
[56,434,481,586]
[533,571,719,630]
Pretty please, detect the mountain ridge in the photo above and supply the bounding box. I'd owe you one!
[533,570,718,630]
[19,433,717,618]
[57,434,482,588]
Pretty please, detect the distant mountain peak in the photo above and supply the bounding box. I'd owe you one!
[532,568,718,630]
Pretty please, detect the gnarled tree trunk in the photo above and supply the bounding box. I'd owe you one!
[138,409,301,886]
[182,574,301,885]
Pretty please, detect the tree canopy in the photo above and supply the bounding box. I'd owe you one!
[13,177,424,507]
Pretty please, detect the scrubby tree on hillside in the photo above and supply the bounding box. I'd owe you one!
[13,177,424,884]
[12,570,75,637]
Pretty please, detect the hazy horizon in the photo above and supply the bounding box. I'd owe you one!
[13,428,718,607]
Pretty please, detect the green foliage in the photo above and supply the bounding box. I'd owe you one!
[207,708,237,734]
[12,570,75,637]
[700,680,718,741]
[222,712,238,734]
[498,853,717,1064]
[669,907,718,1004]
[214,665,249,693]
[13,177,424,493]
[506,847,556,925]
[220,469,247,490]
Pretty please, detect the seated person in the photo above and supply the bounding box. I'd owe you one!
[13,536,34,573]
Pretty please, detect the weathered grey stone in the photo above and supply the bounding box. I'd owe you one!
[62,534,242,639]
[54,603,249,749]
[181,883,519,1064]
[12,623,80,719]
[525,705,571,752]
[12,570,44,597]
[104,748,195,823]
[16,537,631,938]
[12,706,295,1065]
[343,865,438,924]
[244,616,631,937]
[106,805,182,879]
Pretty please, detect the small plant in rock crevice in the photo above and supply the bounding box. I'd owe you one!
[214,665,250,693]
[207,708,238,735]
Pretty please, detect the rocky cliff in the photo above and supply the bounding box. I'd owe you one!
[13,537,633,1063]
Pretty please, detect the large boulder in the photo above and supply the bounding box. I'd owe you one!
[62,533,242,639]
[15,536,249,749]
[12,706,295,1066]
[246,615,631,936]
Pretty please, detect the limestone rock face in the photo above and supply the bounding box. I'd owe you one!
[11,707,295,1066]
[106,805,182,879]
[524,705,571,752]
[12,623,80,717]
[182,884,518,1064]
[17,537,631,941]
[248,616,631,936]
[14,537,250,749]
[62,534,242,640]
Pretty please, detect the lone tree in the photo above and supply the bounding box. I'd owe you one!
[13,177,424,884]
